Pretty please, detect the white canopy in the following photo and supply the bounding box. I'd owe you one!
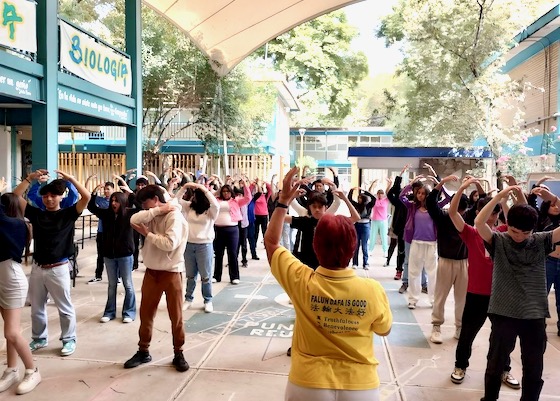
[143,0,363,77]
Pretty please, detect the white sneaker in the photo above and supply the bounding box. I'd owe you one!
[211,278,217,283]
[231,279,240,285]
[352,265,358,269]
[183,301,192,311]
[407,302,416,309]
[454,327,461,340]
[100,316,111,323]
[0,368,19,393]
[430,325,443,344]
[122,317,133,323]
[204,302,214,313]
[450,367,465,384]
[16,368,41,395]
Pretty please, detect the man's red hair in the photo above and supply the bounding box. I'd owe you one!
[313,214,357,269]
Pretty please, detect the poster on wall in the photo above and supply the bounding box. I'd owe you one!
[0,0,36,53]
[59,20,132,96]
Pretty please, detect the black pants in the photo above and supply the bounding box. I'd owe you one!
[133,230,141,269]
[238,224,248,264]
[214,226,240,282]
[456,293,512,371]
[484,314,547,401]
[254,215,268,243]
[387,235,405,272]
[95,232,105,279]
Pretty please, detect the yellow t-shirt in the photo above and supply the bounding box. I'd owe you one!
[271,247,392,390]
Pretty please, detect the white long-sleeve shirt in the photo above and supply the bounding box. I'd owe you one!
[130,204,188,272]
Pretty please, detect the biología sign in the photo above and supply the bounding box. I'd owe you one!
[59,20,131,96]
[0,0,36,53]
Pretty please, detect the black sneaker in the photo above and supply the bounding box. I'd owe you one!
[172,351,189,372]
[124,351,152,369]
[251,256,260,260]
[422,286,428,294]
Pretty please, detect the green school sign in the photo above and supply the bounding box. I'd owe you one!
[0,65,40,102]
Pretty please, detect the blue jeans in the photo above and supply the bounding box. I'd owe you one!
[546,256,560,330]
[103,256,136,320]
[402,241,427,286]
[185,242,213,303]
[353,222,370,266]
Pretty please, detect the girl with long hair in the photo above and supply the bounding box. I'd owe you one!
[88,191,138,323]
[0,187,41,394]
[176,182,219,312]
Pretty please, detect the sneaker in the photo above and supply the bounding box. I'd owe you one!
[231,279,240,285]
[122,317,133,323]
[124,351,152,369]
[394,271,402,280]
[242,262,248,268]
[88,277,102,284]
[183,301,193,311]
[60,340,76,356]
[204,302,214,313]
[211,278,217,283]
[100,316,111,323]
[398,283,408,294]
[172,351,189,372]
[422,286,428,294]
[363,265,369,270]
[251,256,260,260]
[430,325,443,344]
[450,367,466,384]
[0,368,19,393]
[454,327,461,340]
[15,368,41,395]
[502,371,520,389]
[29,339,47,352]
[352,265,358,269]
[117,277,122,284]
[407,303,416,309]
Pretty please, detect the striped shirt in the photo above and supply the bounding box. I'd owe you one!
[486,231,553,319]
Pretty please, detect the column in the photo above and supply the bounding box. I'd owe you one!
[31,0,58,173]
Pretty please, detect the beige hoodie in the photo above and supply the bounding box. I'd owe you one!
[130,203,188,272]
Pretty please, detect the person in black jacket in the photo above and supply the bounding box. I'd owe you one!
[348,187,375,269]
[426,175,469,344]
[88,192,139,323]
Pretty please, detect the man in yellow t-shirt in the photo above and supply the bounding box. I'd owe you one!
[265,167,392,401]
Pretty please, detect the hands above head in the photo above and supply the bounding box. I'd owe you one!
[54,169,75,181]
[531,186,556,203]
[501,174,518,186]
[400,164,411,176]
[279,167,307,204]
[459,176,478,189]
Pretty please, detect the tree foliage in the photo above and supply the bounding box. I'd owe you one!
[377,0,551,156]
[59,0,276,157]
[259,11,369,126]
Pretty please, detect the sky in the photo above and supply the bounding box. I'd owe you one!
[343,0,403,76]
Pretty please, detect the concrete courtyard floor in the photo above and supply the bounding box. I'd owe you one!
[1,238,559,401]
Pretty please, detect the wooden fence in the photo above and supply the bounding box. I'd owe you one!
[58,152,273,190]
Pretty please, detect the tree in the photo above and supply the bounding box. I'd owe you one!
[377,0,551,161]
[59,0,276,163]
[258,11,369,126]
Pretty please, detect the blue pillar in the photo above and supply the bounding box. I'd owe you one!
[125,0,143,183]
[31,0,58,173]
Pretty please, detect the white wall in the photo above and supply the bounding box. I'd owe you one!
[0,126,11,190]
